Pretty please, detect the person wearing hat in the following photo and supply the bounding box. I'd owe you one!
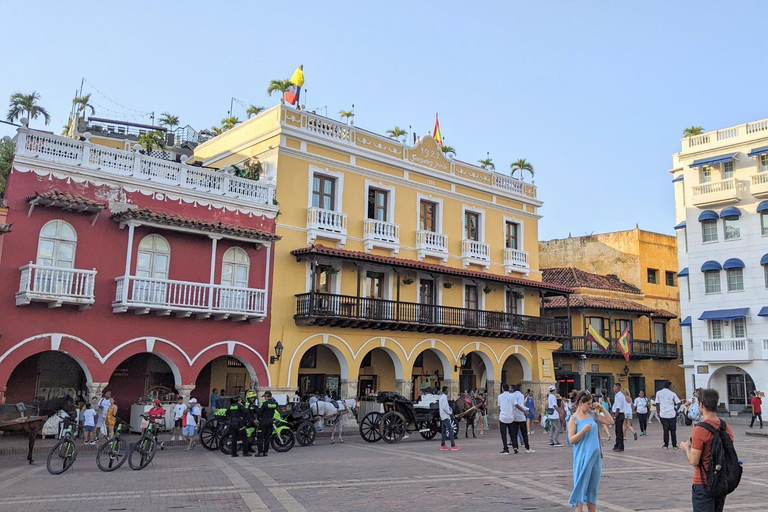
[547,385,563,447]
[148,399,167,448]
[242,391,260,456]
[226,395,249,457]
[255,391,278,457]
[183,398,200,451]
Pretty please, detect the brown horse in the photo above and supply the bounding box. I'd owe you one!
[0,396,75,464]
[452,393,486,438]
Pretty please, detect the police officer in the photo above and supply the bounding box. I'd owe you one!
[242,390,259,456]
[225,395,249,457]
[255,391,278,457]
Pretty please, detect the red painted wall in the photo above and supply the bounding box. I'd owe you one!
[0,167,277,401]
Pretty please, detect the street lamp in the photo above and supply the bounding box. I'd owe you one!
[622,364,630,376]
[270,341,284,365]
[454,353,467,372]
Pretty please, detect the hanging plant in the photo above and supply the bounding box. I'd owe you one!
[402,276,414,285]
[483,285,493,295]
[443,281,453,289]
[323,267,340,275]
[512,290,524,300]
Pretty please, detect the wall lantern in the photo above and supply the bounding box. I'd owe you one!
[454,353,468,372]
[270,340,284,365]
[622,364,630,376]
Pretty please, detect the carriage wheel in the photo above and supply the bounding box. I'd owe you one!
[451,417,459,437]
[199,419,223,451]
[359,412,383,443]
[380,411,407,444]
[296,421,316,447]
[420,418,440,440]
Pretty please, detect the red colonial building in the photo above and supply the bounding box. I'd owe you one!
[0,125,279,416]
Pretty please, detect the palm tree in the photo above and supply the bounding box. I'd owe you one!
[267,79,292,96]
[339,109,355,124]
[158,112,180,131]
[385,126,408,141]
[220,116,240,131]
[72,94,95,120]
[246,105,265,118]
[510,159,534,180]
[137,131,166,155]
[478,157,495,171]
[7,91,51,125]
[0,137,15,196]
[683,126,705,137]
[208,126,224,136]
[440,145,456,157]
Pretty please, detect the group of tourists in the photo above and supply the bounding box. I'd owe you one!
[78,391,117,445]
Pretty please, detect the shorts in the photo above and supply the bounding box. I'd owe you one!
[625,412,633,420]
[174,419,183,428]
[182,426,196,437]
[84,426,95,433]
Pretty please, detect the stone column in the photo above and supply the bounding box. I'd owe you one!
[340,379,359,427]
[521,380,555,414]
[177,384,196,403]
[86,382,110,401]
[396,379,412,400]
[486,380,501,424]
[445,379,460,398]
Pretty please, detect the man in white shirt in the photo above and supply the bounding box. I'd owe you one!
[547,385,562,447]
[510,385,534,454]
[498,383,515,454]
[172,396,185,441]
[611,383,626,452]
[439,387,459,451]
[96,391,111,440]
[633,390,650,436]
[655,380,682,449]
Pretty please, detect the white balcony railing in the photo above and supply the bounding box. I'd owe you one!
[751,172,768,198]
[698,338,752,362]
[461,239,491,269]
[415,230,448,262]
[16,263,97,309]
[15,129,276,207]
[113,275,266,321]
[690,177,740,207]
[680,118,768,154]
[504,248,530,273]
[363,219,400,253]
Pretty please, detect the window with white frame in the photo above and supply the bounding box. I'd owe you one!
[723,160,734,179]
[704,270,721,293]
[312,174,336,210]
[505,221,520,250]
[709,320,723,339]
[221,247,250,288]
[702,219,718,242]
[701,166,714,183]
[367,187,390,221]
[761,154,768,173]
[136,235,170,279]
[762,212,768,236]
[464,211,481,241]
[723,217,740,240]
[37,220,77,268]
[419,200,438,232]
[726,268,744,291]
[505,288,518,315]
[733,318,746,338]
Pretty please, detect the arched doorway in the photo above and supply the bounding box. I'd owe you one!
[194,356,255,406]
[457,351,494,394]
[410,348,450,401]
[105,354,180,422]
[5,351,88,403]
[501,354,525,388]
[297,345,342,399]
[357,348,401,399]
[707,365,756,413]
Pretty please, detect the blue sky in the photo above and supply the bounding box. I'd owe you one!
[2,1,765,240]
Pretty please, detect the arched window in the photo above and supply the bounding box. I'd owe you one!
[37,220,77,268]
[136,235,170,279]
[221,247,250,288]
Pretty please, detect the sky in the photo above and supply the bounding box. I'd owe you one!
[2,1,766,241]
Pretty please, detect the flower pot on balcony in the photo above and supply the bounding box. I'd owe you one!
[402,277,414,285]
[483,286,493,294]
[443,282,453,289]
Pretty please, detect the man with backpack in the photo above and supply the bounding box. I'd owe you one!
[680,388,741,512]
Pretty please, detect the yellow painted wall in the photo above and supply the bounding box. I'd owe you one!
[208,358,251,396]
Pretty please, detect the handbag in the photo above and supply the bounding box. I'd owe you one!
[546,407,555,415]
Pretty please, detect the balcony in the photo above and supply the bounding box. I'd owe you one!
[16,263,97,310]
[461,240,491,269]
[504,248,530,275]
[696,338,752,363]
[306,207,348,246]
[691,177,740,207]
[113,276,266,321]
[294,292,569,341]
[363,219,400,254]
[555,336,679,360]
[416,230,448,263]
[751,172,768,198]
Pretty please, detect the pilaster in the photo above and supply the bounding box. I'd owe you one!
[486,380,501,423]
[177,384,196,402]
[340,379,358,400]
[86,382,109,401]
[395,379,412,399]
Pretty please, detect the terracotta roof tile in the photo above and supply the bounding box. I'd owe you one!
[111,208,280,242]
[291,244,573,294]
[544,294,676,318]
[26,189,106,214]
[542,267,641,294]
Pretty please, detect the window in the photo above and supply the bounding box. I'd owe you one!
[665,271,675,286]
[726,268,744,291]
[367,188,388,221]
[505,221,519,250]
[647,268,658,284]
[464,284,479,310]
[221,247,249,288]
[702,219,718,242]
[588,317,609,338]
[615,319,630,338]
[419,200,437,232]
[704,270,721,293]
[701,166,713,183]
[709,320,723,339]
[761,154,768,173]
[136,235,170,279]
[365,271,384,299]
[313,265,335,293]
[723,217,740,240]
[654,322,666,343]
[312,174,335,210]
[37,220,77,268]
[765,265,768,288]
[733,318,746,338]
[762,212,768,236]
[505,289,518,315]
[723,161,734,179]
[464,211,480,241]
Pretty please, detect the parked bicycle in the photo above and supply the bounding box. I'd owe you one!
[46,417,79,475]
[96,420,129,472]
[128,414,158,470]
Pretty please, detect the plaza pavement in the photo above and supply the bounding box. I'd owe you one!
[0,419,765,512]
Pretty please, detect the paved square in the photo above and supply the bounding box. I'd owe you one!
[0,420,765,511]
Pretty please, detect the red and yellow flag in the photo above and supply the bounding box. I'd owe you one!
[617,327,631,362]
[433,113,443,146]
[284,65,305,106]
[586,324,610,351]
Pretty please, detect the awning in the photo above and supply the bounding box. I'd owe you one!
[672,175,684,183]
[758,307,768,318]
[680,316,692,326]
[674,221,687,230]
[720,207,741,218]
[698,210,719,221]
[699,308,749,321]
[701,260,722,271]
[758,201,768,213]
[690,153,737,168]
[677,267,689,277]
[723,258,745,269]
[748,146,768,157]
[761,254,768,266]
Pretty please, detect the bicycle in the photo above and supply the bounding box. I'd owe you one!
[96,420,129,471]
[128,414,158,470]
[46,417,79,475]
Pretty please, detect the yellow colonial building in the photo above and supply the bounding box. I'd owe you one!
[190,105,571,413]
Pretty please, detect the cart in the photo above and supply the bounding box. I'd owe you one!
[358,392,458,444]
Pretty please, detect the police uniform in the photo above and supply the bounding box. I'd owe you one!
[256,391,278,456]
[243,391,259,455]
[225,396,249,457]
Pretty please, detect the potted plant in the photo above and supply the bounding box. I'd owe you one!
[483,285,493,295]
[323,267,340,276]
[512,290,524,300]
[402,276,414,285]
[443,281,453,289]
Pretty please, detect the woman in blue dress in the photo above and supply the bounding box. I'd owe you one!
[567,390,614,512]
[525,389,536,434]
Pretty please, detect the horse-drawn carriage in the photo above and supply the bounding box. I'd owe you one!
[358,392,459,444]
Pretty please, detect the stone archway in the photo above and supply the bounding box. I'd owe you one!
[104,353,182,422]
[706,365,756,412]
[4,351,89,403]
[409,346,453,402]
[357,347,404,399]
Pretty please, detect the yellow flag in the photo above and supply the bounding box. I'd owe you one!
[289,66,305,87]
[586,324,610,351]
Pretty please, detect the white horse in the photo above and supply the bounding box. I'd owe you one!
[309,399,357,443]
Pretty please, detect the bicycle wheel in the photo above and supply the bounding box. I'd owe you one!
[96,438,128,472]
[128,437,156,470]
[46,439,77,475]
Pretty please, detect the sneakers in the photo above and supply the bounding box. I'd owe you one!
[549,442,555,446]
[634,432,638,441]
[525,449,536,454]
[450,446,461,451]
[500,450,509,455]
[513,448,518,454]
[662,445,669,449]
[171,436,176,441]
[530,431,534,435]
[673,446,680,450]
[553,443,564,447]
[440,446,450,451]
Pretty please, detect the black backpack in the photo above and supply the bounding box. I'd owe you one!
[695,420,742,498]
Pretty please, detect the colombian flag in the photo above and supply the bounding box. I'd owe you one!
[617,327,631,362]
[433,113,443,146]
[586,324,610,351]
[284,65,305,106]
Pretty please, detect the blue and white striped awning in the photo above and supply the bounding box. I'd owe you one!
[689,153,737,168]
[758,307,768,318]
[720,207,741,218]
[723,258,745,269]
[701,260,722,272]
[680,316,692,326]
[698,210,719,221]
[672,175,684,183]
[748,146,768,157]
[758,201,768,213]
[674,221,687,230]
[699,308,749,321]
[678,268,689,277]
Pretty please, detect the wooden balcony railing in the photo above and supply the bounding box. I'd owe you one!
[294,292,569,341]
[555,336,679,359]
